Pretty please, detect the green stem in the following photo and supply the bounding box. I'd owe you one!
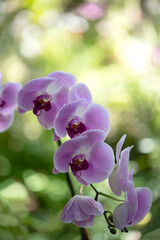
[90,184,124,203]
[98,192,124,202]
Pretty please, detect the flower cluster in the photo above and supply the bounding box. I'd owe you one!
[2,70,152,235]
[109,135,152,232]
[0,72,21,132]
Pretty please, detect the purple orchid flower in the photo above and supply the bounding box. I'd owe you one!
[18,71,77,129]
[61,195,104,227]
[54,83,110,140]
[0,72,21,132]
[113,181,152,230]
[109,134,133,196]
[53,129,115,185]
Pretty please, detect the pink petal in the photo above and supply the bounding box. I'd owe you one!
[84,103,110,135]
[73,215,95,228]
[1,82,21,116]
[54,86,69,109]
[52,168,60,174]
[0,113,14,132]
[126,181,138,223]
[61,197,77,223]
[18,108,26,114]
[82,141,115,184]
[54,100,83,138]
[46,71,77,89]
[113,202,128,230]
[80,129,106,148]
[53,132,60,141]
[54,135,87,173]
[37,102,57,129]
[78,196,104,216]
[69,83,92,107]
[129,187,152,226]
[108,167,122,196]
[129,169,134,181]
[116,134,126,164]
[0,72,2,85]
[119,146,133,192]
[74,176,89,186]
[18,78,54,112]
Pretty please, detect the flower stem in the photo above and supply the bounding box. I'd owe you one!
[90,184,124,203]
[56,139,90,240]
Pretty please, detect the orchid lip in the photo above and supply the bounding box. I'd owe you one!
[33,94,52,116]
[70,154,89,177]
[67,117,87,138]
[0,99,6,107]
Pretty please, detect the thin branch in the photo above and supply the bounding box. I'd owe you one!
[90,184,124,202]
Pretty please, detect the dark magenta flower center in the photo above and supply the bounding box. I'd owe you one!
[70,154,89,177]
[33,94,51,116]
[67,117,87,138]
[0,99,6,107]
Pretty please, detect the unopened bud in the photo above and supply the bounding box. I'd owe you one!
[124,227,128,233]
[110,228,116,234]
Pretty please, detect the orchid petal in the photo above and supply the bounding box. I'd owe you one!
[126,181,138,223]
[0,72,2,85]
[80,129,106,148]
[129,187,152,226]
[119,146,133,192]
[108,167,122,196]
[1,82,21,115]
[37,102,57,129]
[73,216,95,228]
[84,103,110,135]
[61,197,77,223]
[116,134,126,164]
[79,196,104,216]
[54,86,69,109]
[18,78,54,111]
[113,202,128,230]
[52,168,60,174]
[53,132,60,141]
[54,135,87,172]
[54,100,83,138]
[0,113,14,132]
[129,169,134,181]
[82,141,115,184]
[69,83,92,107]
[46,71,77,93]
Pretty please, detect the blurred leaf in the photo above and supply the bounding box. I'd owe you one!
[141,229,160,240]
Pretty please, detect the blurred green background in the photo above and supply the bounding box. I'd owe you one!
[0,0,160,239]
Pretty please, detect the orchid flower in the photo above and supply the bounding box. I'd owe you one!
[53,130,115,185]
[0,72,21,132]
[113,181,152,231]
[61,195,104,227]
[109,134,133,196]
[18,71,77,129]
[54,83,110,139]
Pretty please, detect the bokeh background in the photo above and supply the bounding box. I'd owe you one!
[0,0,160,239]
